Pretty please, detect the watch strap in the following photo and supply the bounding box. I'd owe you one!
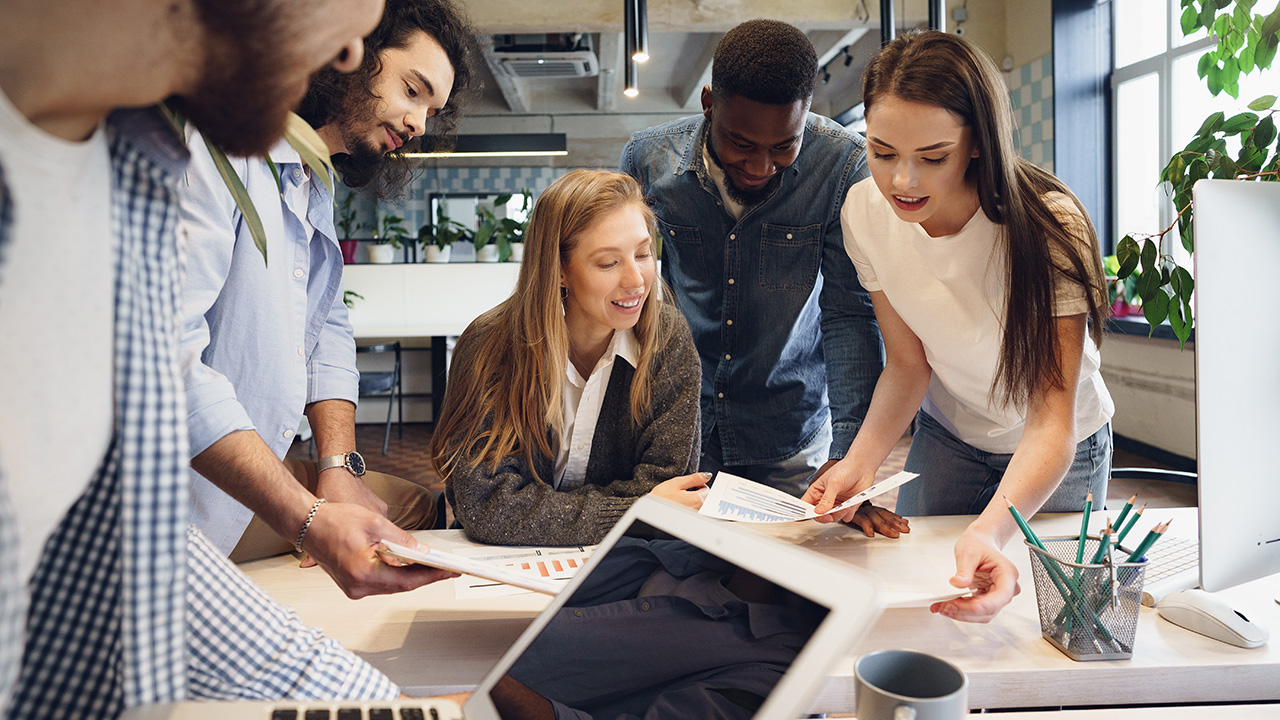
[316,454,348,473]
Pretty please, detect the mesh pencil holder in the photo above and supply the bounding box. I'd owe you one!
[1025,536,1148,661]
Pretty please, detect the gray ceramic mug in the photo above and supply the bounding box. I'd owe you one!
[854,650,968,720]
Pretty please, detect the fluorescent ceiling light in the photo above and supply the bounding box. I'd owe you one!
[404,133,568,159]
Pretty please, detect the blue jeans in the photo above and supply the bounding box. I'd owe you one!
[895,410,1111,516]
[700,419,832,498]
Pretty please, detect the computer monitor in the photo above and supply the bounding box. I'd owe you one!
[1192,179,1280,592]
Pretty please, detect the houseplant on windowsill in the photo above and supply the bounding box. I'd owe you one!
[369,212,408,264]
[501,189,531,262]
[418,206,464,263]
[473,199,509,263]
[336,192,364,265]
[1114,0,1279,346]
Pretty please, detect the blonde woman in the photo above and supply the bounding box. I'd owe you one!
[431,170,707,546]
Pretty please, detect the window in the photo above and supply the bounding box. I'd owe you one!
[1111,0,1278,265]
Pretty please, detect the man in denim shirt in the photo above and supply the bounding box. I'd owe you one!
[620,20,883,496]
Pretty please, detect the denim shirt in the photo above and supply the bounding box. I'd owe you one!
[620,114,882,465]
[178,134,357,554]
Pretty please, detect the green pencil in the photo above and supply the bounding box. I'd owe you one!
[1112,494,1136,533]
[1126,520,1170,562]
[1076,492,1093,566]
[1114,503,1146,547]
[1088,519,1113,564]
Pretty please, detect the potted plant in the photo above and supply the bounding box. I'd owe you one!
[335,192,364,264]
[418,206,464,263]
[473,197,509,262]
[501,189,531,262]
[369,212,408,264]
[1114,0,1279,346]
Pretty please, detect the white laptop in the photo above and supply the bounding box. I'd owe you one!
[123,496,884,720]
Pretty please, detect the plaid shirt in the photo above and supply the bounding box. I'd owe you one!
[0,109,395,719]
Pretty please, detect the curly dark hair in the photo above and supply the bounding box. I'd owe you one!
[297,0,483,199]
[711,20,817,105]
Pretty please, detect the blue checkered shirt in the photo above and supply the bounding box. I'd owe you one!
[0,109,395,719]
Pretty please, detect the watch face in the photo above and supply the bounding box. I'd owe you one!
[346,451,366,476]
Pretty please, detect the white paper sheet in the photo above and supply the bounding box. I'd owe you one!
[698,471,919,523]
[450,545,596,599]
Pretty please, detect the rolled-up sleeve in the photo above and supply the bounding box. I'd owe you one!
[307,275,359,406]
[178,137,255,458]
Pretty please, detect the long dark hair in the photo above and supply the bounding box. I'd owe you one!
[863,30,1108,409]
[296,0,482,198]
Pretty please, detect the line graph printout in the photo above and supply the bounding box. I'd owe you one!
[453,545,597,599]
[699,471,918,523]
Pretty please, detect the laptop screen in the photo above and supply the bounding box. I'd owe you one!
[483,518,831,720]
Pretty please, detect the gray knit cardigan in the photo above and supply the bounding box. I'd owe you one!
[444,302,701,546]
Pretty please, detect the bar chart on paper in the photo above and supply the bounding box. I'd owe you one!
[453,545,597,598]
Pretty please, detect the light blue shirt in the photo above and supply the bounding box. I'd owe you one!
[179,133,357,554]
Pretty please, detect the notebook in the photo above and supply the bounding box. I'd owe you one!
[122,496,885,720]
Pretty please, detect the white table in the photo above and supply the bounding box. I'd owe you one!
[239,508,1280,711]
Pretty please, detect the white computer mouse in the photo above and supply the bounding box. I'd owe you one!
[1157,588,1270,648]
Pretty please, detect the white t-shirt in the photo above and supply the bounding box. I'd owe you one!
[0,87,114,583]
[555,329,640,488]
[841,179,1113,454]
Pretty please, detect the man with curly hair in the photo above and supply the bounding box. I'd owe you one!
[621,20,890,522]
[179,0,484,598]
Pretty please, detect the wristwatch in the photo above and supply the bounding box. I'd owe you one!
[317,451,366,477]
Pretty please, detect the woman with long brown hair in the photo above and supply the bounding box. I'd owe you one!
[431,170,707,546]
[806,31,1114,622]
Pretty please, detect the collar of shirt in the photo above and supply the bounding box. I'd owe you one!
[672,117,806,181]
[556,328,640,489]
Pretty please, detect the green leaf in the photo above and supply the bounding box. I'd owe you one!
[1168,292,1187,340]
[1256,35,1279,69]
[202,135,268,265]
[1175,297,1194,347]
[1140,237,1158,274]
[1253,115,1277,150]
[1197,51,1214,79]
[1262,2,1280,39]
[1138,267,1162,301]
[1201,1,1219,29]
[472,223,493,252]
[1116,236,1141,278]
[1196,111,1226,137]
[1207,65,1224,95]
[1214,13,1232,39]
[1222,111,1259,133]
[1143,288,1170,328]
[1248,95,1277,111]
[1212,152,1240,178]
[1180,217,1195,253]
[1183,4,1201,34]
[282,113,335,197]
[1240,45,1257,73]
[1173,266,1195,302]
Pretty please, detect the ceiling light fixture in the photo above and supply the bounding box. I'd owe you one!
[404,133,568,159]
[623,0,640,96]
[632,0,649,62]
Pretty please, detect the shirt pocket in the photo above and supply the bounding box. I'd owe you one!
[655,218,705,277]
[759,223,821,291]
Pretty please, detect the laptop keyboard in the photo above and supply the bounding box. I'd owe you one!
[274,708,438,720]
[1139,535,1200,606]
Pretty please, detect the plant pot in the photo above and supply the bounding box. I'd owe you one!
[508,242,525,262]
[476,245,500,263]
[368,243,397,264]
[339,239,358,265]
[424,245,452,263]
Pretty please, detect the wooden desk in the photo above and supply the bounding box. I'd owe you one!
[239,508,1280,711]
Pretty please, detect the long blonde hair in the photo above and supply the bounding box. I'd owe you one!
[431,169,672,482]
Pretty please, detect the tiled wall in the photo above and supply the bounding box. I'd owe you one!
[1007,53,1055,173]
[338,166,575,237]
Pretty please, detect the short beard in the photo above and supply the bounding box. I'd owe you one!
[184,2,298,156]
[315,71,418,200]
[705,133,783,207]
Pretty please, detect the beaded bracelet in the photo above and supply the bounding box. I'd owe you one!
[294,498,327,553]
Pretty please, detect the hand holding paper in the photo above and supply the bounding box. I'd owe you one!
[698,470,918,524]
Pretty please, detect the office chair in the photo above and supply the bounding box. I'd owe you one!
[357,342,403,454]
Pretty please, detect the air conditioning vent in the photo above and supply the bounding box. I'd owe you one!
[490,52,599,78]
[487,33,600,79]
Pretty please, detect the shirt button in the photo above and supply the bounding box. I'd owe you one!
[669,230,676,237]
[726,319,734,326]
[293,268,304,279]
[786,233,793,239]
[297,346,304,356]
[283,429,294,439]
[573,609,584,618]
[724,354,731,360]
[729,233,736,240]
[576,443,585,451]
[640,601,651,611]
[717,392,724,399]
[293,168,304,180]
[728,278,735,285]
